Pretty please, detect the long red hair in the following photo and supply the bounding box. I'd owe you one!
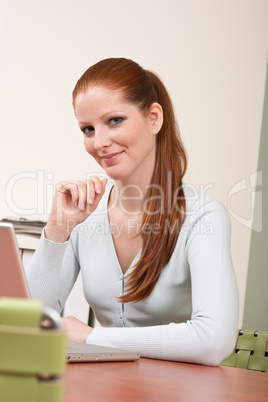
[73,58,187,303]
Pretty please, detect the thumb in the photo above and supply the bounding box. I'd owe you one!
[88,178,108,212]
[100,178,108,194]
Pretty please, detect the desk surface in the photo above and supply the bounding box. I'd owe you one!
[64,358,268,402]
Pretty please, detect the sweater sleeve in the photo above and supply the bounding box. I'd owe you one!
[86,200,239,366]
[26,230,80,313]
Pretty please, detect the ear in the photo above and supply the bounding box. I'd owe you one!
[148,102,163,136]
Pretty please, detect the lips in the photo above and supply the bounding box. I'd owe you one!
[100,151,124,165]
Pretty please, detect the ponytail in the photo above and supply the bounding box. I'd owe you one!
[120,70,187,303]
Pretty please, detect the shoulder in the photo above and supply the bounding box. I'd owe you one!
[182,184,231,236]
[183,184,228,218]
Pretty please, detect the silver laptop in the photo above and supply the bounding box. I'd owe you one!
[0,222,140,362]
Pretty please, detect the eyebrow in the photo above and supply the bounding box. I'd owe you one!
[78,110,126,127]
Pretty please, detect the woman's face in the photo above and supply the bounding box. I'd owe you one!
[74,86,163,183]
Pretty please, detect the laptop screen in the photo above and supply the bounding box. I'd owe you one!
[0,223,30,298]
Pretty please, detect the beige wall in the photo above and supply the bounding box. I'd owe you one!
[1,0,268,326]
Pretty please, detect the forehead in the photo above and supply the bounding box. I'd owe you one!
[74,86,130,117]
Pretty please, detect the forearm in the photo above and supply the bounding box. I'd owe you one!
[26,232,69,312]
[86,317,237,366]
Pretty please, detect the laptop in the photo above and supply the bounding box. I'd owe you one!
[0,222,140,362]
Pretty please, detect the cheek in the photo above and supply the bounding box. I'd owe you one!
[84,139,102,166]
[84,139,95,155]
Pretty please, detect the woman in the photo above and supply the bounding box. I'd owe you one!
[27,58,238,365]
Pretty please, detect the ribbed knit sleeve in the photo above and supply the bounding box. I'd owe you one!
[27,229,80,313]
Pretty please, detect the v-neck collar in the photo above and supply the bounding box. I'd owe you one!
[103,181,142,277]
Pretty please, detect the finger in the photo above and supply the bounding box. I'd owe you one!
[57,183,79,207]
[86,177,103,204]
[41,319,52,328]
[101,178,108,192]
[94,178,103,194]
[59,182,89,210]
[77,182,87,210]
[93,177,108,195]
[86,179,98,205]
[89,178,108,207]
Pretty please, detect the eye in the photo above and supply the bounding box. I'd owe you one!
[109,117,123,126]
[82,126,94,136]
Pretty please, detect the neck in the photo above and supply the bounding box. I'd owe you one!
[110,168,154,216]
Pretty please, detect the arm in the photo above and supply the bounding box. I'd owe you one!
[27,177,108,312]
[27,232,80,313]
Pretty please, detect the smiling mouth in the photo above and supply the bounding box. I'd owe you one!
[100,152,124,164]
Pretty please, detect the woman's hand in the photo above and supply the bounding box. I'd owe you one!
[62,315,93,343]
[45,177,108,242]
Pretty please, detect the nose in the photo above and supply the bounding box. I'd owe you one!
[94,127,111,151]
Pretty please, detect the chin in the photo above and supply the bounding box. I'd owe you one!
[104,167,129,181]
[106,172,126,181]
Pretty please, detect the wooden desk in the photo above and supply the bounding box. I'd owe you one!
[64,358,268,402]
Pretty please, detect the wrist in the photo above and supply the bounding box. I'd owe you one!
[44,223,71,243]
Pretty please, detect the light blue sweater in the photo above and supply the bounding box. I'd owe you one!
[27,181,239,365]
